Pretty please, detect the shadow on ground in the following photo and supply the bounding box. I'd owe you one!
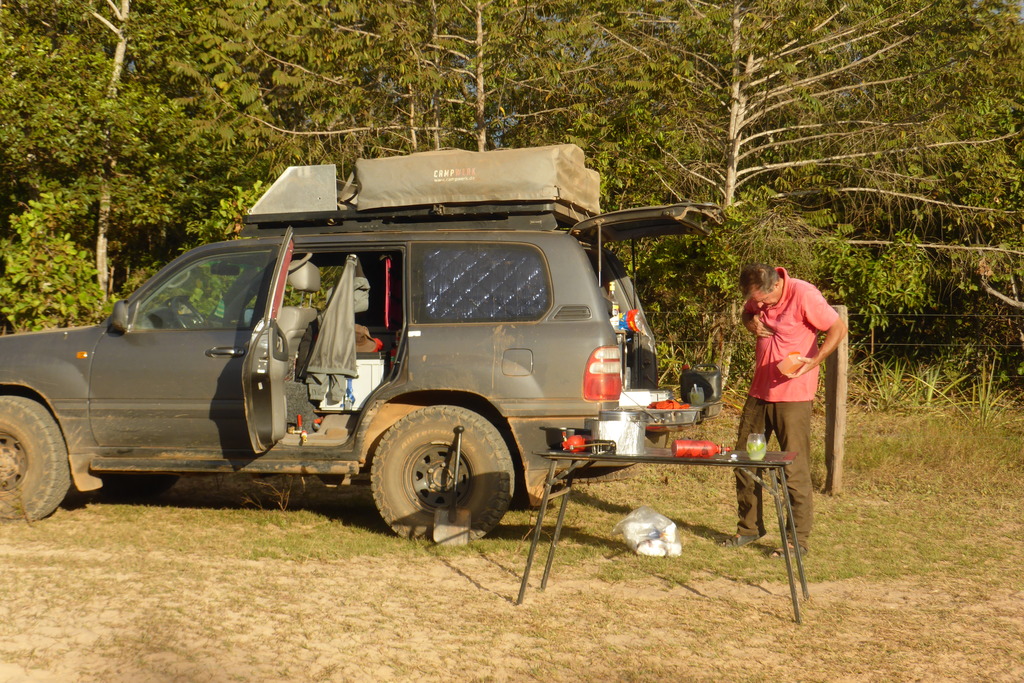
[61,473,393,534]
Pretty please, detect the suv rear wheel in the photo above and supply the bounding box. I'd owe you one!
[0,396,70,522]
[370,405,514,540]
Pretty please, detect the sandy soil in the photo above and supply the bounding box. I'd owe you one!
[2,469,1023,683]
[2,538,1023,682]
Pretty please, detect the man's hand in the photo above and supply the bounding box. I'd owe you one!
[782,318,848,378]
[744,313,775,338]
[782,356,813,378]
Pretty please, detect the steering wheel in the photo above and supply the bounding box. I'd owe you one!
[167,296,205,329]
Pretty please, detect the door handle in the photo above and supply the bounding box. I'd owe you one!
[206,346,246,358]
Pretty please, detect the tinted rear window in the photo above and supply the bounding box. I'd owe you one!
[411,243,550,323]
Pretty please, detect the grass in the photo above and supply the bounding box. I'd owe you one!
[8,401,1022,582]
[2,400,1024,681]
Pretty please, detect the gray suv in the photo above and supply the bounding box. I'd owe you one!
[0,145,720,539]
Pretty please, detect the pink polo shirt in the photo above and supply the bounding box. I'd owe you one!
[745,268,839,402]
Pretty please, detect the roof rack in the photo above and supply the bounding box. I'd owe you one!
[243,146,601,235]
[240,202,572,236]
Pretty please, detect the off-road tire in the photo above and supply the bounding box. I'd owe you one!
[0,396,70,522]
[371,405,514,541]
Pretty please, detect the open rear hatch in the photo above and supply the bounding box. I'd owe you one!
[570,202,725,428]
[570,203,722,243]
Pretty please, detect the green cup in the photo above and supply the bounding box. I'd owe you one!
[746,433,766,461]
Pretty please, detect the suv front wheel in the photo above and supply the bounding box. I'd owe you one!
[0,396,70,522]
[370,405,514,541]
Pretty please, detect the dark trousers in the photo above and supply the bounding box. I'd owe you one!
[734,395,814,549]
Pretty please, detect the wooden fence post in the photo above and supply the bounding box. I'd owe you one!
[824,305,848,495]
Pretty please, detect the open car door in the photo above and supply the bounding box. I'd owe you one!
[243,228,294,452]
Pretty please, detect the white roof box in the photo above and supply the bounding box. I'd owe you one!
[249,164,338,217]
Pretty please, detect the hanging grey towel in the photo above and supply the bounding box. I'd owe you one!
[305,254,362,403]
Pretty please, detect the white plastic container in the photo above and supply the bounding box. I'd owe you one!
[319,357,385,411]
[618,389,670,409]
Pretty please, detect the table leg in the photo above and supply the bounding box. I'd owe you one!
[768,468,802,624]
[539,480,572,591]
[777,467,809,599]
[516,458,559,605]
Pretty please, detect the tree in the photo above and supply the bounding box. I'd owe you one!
[0,1,259,302]
[1,0,1021,365]
[91,0,131,299]
[184,1,550,159]
[567,0,1024,372]
[0,192,104,331]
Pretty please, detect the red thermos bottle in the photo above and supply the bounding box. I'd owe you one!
[672,439,721,458]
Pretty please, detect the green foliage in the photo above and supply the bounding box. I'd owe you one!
[0,193,104,331]
[817,229,932,330]
[0,0,1022,364]
[185,182,266,246]
[0,0,267,310]
[848,353,1015,432]
[961,357,1012,429]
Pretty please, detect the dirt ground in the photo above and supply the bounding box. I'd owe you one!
[2,478,1023,683]
[2,548,1022,682]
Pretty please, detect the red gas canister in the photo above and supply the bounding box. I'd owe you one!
[562,435,587,453]
[672,439,722,458]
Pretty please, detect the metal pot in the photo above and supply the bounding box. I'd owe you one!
[584,409,649,456]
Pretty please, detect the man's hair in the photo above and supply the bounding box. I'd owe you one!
[739,264,779,296]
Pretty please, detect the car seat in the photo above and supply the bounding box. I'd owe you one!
[277,259,321,362]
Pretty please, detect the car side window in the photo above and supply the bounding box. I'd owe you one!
[411,243,551,323]
[134,249,275,330]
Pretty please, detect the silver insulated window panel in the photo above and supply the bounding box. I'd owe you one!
[414,244,550,323]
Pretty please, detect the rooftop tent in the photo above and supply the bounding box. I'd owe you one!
[353,144,601,216]
[246,145,601,227]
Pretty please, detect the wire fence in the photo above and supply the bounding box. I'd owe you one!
[647,309,1024,384]
[645,309,1024,451]
[648,311,1024,349]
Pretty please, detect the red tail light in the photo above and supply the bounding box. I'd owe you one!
[583,346,622,401]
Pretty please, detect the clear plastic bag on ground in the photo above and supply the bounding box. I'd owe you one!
[612,506,682,557]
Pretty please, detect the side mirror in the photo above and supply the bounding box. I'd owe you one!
[110,300,129,333]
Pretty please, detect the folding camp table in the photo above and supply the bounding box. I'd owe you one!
[516,449,810,623]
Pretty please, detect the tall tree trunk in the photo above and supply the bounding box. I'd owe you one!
[407,84,418,150]
[474,2,486,152]
[96,167,111,299]
[93,0,130,300]
[723,3,747,208]
[429,0,442,150]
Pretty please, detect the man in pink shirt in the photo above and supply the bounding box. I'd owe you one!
[723,264,847,555]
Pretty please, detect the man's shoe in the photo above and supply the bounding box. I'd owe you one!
[722,533,764,548]
[770,543,808,558]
